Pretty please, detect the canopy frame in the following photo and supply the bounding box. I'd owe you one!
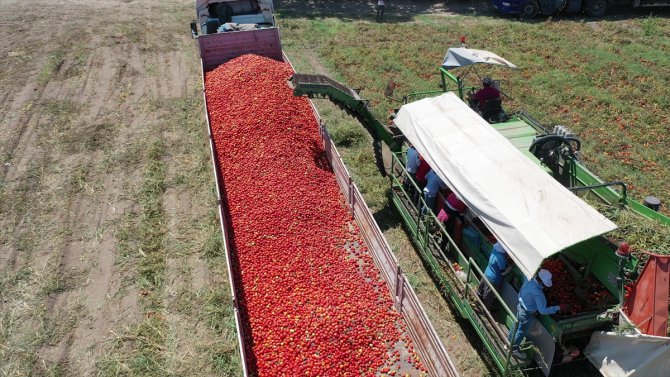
[394,92,617,279]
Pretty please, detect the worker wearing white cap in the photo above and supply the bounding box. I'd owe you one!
[477,242,513,310]
[508,269,570,359]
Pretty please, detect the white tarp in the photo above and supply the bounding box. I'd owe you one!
[442,48,518,70]
[394,92,616,279]
[585,331,670,377]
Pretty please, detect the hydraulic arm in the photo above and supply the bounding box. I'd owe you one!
[288,74,403,153]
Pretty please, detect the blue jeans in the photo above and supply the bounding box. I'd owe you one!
[509,304,535,350]
[422,194,436,215]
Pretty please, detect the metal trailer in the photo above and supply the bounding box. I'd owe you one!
[288,47,670,376]
[491,0,670,19]
[192,2,460,375]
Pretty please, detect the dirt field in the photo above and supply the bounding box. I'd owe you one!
[0,0,242,375]
[0,1,501,375]
[4,1,664,377]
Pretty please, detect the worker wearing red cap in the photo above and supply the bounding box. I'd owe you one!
[473,76,500,111]
[437,192,467,250]
[508,269,571,359]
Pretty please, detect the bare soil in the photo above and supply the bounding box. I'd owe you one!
[0,0,240,375]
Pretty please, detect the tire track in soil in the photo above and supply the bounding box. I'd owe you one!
[32,42,150,375]
[0,2,184,374]
[29,5,210,374]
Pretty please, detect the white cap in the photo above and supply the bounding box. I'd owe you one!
[538,269,553,287]
[492,242,506,254]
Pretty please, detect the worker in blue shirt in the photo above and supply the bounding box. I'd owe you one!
[403,144,420,198]
[477,242,513,310]
[405,145,420,180]
[422,169,446,215]
[508,269,570,359]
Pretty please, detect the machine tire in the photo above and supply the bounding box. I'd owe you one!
[519,0,540,19]
[585,0,608,17]
[564,0,582,13]
[539,0,558,15]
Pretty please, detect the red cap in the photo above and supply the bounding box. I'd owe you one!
[616,242,631,257]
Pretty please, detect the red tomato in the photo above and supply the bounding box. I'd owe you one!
[205,55,425,375]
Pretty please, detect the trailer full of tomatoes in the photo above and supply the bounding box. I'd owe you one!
[204,54,426,376]
[542,258,616,317]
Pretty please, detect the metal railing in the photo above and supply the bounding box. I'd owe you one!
[314,114,459,376]
[202,51,458,376]
[199,62,250,377]
[389,152,525,375]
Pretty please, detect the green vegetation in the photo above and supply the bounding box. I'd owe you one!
[590,201,670,255]
[37,51,66,85]
[280,9,670,377]
[280,14,670,213]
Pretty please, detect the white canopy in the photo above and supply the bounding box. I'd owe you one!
[394,92,616,279]
[442,48,518,70]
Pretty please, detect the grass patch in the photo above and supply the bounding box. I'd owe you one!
[36,40,90,86]
[203,288,241,376]
[588,200,670,254]
[97,317,167,377]
[137,139,167,298]
[327,121,368,147]
[203,230,224,259]
[280,14,670,214]
[37,51,66,86]
[100,134,168,374]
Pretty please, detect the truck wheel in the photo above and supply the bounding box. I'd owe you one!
[539,0,564,15]
[585,0,608,16]
[519,0,540,19]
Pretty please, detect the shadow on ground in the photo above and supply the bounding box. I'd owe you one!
[276,0,670,23]
[276,0,499,22]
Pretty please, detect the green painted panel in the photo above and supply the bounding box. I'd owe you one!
[493,125,537,139]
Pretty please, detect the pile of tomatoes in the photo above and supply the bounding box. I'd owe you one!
[542,258,615,316]
[205,55,425,376]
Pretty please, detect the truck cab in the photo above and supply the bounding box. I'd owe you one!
[195,0,275,36]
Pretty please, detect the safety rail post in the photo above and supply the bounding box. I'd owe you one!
[396,274,405,314]
[466,258,519,375]
[316,121,458,377]
[348,176,354,216]
[395,265,403,298]
[389,150,525,375]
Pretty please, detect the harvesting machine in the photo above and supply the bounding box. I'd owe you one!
[190,1,460,376]
[289,46,670,376]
